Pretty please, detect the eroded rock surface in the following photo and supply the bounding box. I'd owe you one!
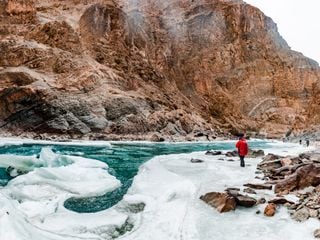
[0,0,320,139]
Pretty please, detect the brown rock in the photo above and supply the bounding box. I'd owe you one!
[200,192,236,213]
[5,0,35,15]
[275,164,320,194]
[264,203,276,217]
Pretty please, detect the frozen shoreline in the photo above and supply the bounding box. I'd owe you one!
[120,143,317,240]
[0,140,317,239]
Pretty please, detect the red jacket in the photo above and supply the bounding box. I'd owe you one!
[236,138,248,156]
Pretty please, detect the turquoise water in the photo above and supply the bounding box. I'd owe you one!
[0,141,270,213]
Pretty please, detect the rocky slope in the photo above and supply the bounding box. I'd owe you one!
[0,0,319,140]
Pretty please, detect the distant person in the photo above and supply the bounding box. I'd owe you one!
[236,134,248,167]
[306,139,310,147]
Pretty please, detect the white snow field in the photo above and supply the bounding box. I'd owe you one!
[0,141,318,240]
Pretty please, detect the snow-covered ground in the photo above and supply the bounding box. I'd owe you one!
[0,141,317,240]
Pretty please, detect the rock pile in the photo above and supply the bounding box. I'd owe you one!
[201,149,320,237]
[200,188,257,213]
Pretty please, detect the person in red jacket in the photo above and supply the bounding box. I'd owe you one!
[236,134,248,167]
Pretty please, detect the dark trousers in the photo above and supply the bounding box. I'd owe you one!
[239,155,245,167]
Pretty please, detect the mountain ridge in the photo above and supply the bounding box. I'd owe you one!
[0,0,319,140]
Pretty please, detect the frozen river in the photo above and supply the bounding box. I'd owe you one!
[0,138,317,239]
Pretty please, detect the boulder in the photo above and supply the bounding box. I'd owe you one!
[309,209,318,218]
[150,133,165,142]
[191,158,204,163]
[248,149,265,158]
[244,183,272,190]
[292,207,310,222]
[257,198,266,204]
[200,192,236,213]
[225,150,238,157]
[299,153,311,160]
[275,164,320,194]
[264,203,276,217]
[78,115,108,130]
[225,188,240,196]
[234,194,257,207]
[315,229,320,239]
[205,150,222,156]
[258,159,282,172]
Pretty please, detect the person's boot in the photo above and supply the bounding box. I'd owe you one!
[240,160,245,167]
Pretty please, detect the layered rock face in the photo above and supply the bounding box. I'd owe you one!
[0,0,319,139]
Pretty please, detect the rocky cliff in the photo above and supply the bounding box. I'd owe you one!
[0,0,319,140]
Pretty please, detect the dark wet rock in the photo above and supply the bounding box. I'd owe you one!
[264,203,276,217]
[227,159,235,162]
[244,188,257,194]
[244,183,272,190]
[225,188,240,196]
[150,133,165,142]
[194,132,205,137]
[225,150,238,157]
[205,150,222,156]
[234,194,257,207]
[268,198,294,205]
[257,198,266,204]
[191,158,204,163]
[256,210,261,214]
[299,153,311,160]
[200,192,236,213]
[225,189,257,207]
